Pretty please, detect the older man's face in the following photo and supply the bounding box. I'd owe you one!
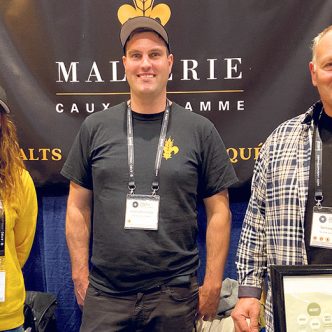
[310,30,332,116]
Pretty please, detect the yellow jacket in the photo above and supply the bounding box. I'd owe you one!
[0,169,37,330]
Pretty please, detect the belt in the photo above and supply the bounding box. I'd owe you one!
[143,274,196,294]
[89,274,197,296]
[166,273,196,287]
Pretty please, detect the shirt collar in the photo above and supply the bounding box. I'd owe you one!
[302,100,324,126]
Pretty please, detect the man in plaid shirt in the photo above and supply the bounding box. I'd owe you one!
[232,25,332,331]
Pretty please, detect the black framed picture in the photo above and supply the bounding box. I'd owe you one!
[270,264,332,332]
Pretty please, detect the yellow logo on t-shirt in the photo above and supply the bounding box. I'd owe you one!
[163,137,179,160]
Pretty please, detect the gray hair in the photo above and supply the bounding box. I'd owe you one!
[311,25,332,62]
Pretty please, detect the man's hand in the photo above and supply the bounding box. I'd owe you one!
[198,282,221,321]
[73,275,89,309]
[231,297,261,332]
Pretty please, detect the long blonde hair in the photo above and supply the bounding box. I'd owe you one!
[0,112,24,201]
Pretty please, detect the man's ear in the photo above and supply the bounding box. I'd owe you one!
[309,62,317,87]
[168,54,174,75]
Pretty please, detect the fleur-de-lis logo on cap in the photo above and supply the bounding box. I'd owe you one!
[118,0,171,25]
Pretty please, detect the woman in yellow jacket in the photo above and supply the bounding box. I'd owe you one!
[0,86,37,332]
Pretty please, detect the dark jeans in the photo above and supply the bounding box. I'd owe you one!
[80,277,199,332]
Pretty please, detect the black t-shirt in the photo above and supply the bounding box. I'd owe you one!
[61,102,238,293]
[305,110,332,264]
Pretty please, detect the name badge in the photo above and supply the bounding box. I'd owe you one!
[310,206,332,249]
[125,194,160,230]
[0,271,5,302]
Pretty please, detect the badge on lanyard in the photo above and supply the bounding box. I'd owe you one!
[0,270,5,302]
[310,206,332,249]
[124,100,170,231]
[125,194,160,230]
[309,116,332,249]
[0,201,5,302]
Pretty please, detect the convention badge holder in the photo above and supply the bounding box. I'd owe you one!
[310,206,332,249]
[0,257,5,302]
[125,194,160,230]
[0,202,5,302]
[310,123,332,249]
[0,269,5,302]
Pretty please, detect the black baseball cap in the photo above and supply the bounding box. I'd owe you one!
[120,16,170,52]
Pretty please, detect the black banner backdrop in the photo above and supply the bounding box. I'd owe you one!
[0,1,331,199]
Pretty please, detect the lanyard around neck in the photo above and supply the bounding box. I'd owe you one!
[0,200,5,257]
[127,101,170,195]
[314,111,323,207]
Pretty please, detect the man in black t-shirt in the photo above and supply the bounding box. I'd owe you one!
[232,25,332,332]
[61,16,237,332]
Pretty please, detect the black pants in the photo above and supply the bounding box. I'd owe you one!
[80,277,199,332]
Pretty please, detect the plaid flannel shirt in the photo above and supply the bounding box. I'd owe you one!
[236,101,323,331]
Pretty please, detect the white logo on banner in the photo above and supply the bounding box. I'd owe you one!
[54,1,245,114]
